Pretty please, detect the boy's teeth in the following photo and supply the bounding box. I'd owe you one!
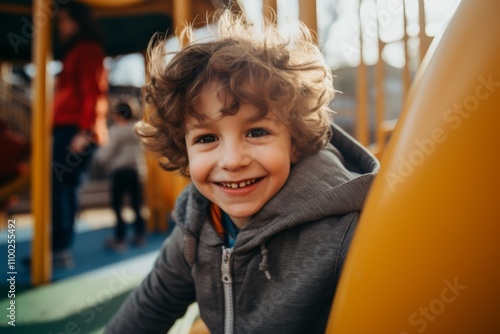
[222,179,257,189]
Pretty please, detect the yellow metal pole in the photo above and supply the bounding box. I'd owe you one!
[402,0,411,97]
[418,0,430,61]
[31,0,52,285]
[263,0,277,23]
[374,1,386,157]
[356,0,369,146]
[174,0,191,46]
[298,0,318,44]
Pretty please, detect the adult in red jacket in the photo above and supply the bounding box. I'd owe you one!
[51,1,108,268]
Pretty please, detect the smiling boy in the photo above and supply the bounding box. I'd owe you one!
[106,10,379,334]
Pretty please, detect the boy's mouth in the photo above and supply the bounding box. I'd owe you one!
[218,178,259,189]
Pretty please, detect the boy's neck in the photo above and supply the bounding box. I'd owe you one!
[229,215,248,229]
[210,204,242,247]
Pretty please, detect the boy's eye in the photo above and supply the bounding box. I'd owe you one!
[195,135,218,144]
[247,128,269,138]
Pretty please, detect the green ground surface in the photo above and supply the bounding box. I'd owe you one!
[0,252,157,333]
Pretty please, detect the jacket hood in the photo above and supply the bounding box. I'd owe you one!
[174,123,379,253]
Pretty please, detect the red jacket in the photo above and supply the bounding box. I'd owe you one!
[53,41,109,145]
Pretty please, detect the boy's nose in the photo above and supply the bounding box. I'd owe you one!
[218,141,250,171]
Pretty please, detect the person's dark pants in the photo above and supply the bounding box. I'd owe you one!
[51,126,94,252]
[111,168,145,241]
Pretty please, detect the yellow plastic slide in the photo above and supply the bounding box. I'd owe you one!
[327,0,500,333]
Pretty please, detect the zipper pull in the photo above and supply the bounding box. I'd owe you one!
[221,247,233,284]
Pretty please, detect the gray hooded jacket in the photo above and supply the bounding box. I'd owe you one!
[105,124,379,334]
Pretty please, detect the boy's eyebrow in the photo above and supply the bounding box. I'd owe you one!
[235,112,277,124]
[185,106,222,133]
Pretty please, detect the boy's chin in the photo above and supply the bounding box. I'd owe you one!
[220,207,257,227]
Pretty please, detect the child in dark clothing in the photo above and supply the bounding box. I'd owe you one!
[96,98,146,251]
[106,10,378,333]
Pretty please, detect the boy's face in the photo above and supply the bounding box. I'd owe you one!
[185,83,299,228]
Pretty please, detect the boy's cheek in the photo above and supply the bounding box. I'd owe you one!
[185,159,207,184]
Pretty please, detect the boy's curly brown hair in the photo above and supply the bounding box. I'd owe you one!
[139,10,335,176]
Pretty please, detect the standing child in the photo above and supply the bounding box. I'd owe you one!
[106,10,378,333]
[96,98,146,251]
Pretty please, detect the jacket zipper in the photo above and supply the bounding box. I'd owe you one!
[221,246,234,334]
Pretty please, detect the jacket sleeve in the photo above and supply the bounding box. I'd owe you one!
[105,227,196,333]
